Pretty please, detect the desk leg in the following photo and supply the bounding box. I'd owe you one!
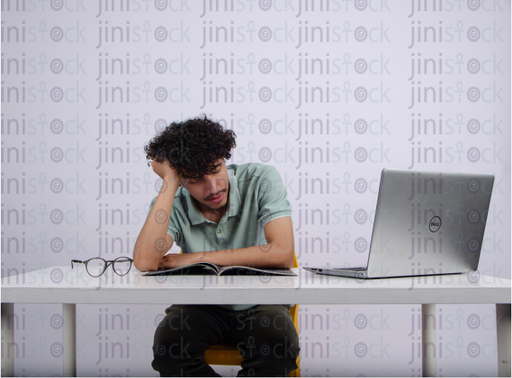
[63,304,77,377]
[1,303,14,377]
[422,304,437,377]
[496,304,511,377]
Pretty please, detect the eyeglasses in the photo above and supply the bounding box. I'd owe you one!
[71,257,133,277]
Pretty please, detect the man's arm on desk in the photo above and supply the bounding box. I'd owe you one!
[149,216,295,271]
[133,160,179,272]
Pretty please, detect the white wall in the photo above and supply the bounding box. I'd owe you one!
[2,0,510,376]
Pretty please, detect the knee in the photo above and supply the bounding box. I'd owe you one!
[267,334,300,362]
[154,335,193,360]
[158,307,194,333]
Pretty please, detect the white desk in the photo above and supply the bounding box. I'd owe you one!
[2,266,510,377]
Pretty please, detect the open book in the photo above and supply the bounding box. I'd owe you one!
[142,262,296,276]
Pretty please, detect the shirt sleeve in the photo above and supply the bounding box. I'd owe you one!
[257,166,292,226]
[147,197,181,245]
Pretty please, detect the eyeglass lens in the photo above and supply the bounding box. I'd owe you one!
[86,258,107,277]
[113,257,132,276]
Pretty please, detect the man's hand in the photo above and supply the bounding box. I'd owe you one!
[151,159,181,184]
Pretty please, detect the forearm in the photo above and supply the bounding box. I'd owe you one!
[191,216,295,269]
[188,242,294,269]
[133,180,178,271]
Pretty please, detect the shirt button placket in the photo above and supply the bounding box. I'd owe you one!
[217,225,224,248]
[217,227,227,248]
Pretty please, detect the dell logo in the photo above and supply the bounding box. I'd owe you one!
[429,216,442,233]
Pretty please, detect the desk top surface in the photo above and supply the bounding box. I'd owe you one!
[2,266,510,305]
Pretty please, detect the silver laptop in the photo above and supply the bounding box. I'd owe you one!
[303,168,494,279]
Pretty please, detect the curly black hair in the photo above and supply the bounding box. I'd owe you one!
[144,116,236,180]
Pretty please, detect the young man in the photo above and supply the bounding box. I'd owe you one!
[133,116,299,376]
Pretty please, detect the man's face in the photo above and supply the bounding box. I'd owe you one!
[180,159,229,211]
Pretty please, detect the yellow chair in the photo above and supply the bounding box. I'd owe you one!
[203,254,300,377]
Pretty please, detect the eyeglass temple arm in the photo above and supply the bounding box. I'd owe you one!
[70,260,84,269]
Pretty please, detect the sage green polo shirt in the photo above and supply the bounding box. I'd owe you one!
[148,163,292,311]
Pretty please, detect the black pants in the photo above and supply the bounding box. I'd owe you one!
[152,305,300,377]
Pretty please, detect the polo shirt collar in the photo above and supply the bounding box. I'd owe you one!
[185,168,241,225]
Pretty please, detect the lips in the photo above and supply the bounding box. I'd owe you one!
[207,192,224,204]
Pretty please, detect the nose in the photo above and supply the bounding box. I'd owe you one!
[203,175,219,195]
